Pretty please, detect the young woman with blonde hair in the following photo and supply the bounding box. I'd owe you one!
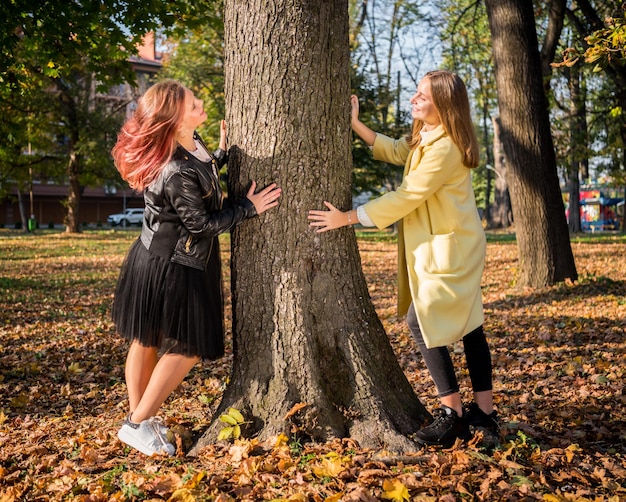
[309,70,498,447]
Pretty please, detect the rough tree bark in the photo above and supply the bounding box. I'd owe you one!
[191,0,428,455]
[484,0,577,287]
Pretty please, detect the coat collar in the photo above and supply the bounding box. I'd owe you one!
[419,124,446,147]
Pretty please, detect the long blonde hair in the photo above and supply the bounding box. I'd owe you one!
[406,70,479,168]
[112,80,187,191]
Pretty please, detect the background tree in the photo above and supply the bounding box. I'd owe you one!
[539,0,590,235]
[160,0,227,147]
[0,0,215,232]
[0,83,62,230]
[484,0,578,287]
[557,1,626,231]
[437,1,624,237]
[49,71,126,232]
[192,0,429,454]
[491,116,513,228]
[348,0,428,199]
[566,63,588,233]
[438,0,503,227]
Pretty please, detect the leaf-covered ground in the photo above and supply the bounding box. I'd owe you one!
[0,229,624,501]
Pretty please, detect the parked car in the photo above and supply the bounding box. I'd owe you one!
[107,208,144,227]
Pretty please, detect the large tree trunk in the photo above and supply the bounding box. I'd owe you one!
[484,0,577,287]
[191,0,427,455]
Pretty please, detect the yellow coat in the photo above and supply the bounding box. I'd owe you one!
[362,127,485,348]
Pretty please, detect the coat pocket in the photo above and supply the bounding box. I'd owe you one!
[414,231,461,275]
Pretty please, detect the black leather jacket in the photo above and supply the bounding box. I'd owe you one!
[139,135,256,270]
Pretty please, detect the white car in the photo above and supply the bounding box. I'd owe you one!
[107,208,144,227]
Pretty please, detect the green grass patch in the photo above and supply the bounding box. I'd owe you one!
[0,229,138,260]
[1,227,622,259]
[354,228,398,242]
[570,232,626,244]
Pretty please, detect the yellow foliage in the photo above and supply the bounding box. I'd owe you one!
[67,362,82,374]
[218,408,245,441]
[217,425,241,441]
[223,409,244,423]
[381,478,410,501]
[542,495,562,502]
[274,433,289,448]
[565,444,582,463]
[183,471,206,489]
[219,414,238,426]
[324,493,344,502]
[312,455,345,478]
[227,408,244,423]
[167,488,196,502]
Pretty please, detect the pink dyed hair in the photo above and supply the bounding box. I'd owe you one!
[112,80,187,191]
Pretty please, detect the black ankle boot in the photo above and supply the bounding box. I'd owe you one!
[414,405,471,447]
[466,402,499,435]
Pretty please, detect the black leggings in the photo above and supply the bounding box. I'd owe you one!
[407,303,492,398]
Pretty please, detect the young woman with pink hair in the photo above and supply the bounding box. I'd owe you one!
[111,79,281,456]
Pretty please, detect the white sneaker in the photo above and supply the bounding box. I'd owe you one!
[117,416,176,456]
[123,414,172,442]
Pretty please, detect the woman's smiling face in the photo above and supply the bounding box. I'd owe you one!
[410,77,441,131]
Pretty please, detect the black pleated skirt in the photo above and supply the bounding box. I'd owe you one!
[111,238,224,360]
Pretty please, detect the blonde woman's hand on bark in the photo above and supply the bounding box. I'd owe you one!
[350,95,360,126]
[350,96,376,145]
[308,201,348,232]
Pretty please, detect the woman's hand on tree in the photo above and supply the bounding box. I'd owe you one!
[246,181,281,215]
[350,95,360,126]
[219,120,227,150]
[308,201,346,233]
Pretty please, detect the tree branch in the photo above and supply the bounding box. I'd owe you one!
[540,0,567,79]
